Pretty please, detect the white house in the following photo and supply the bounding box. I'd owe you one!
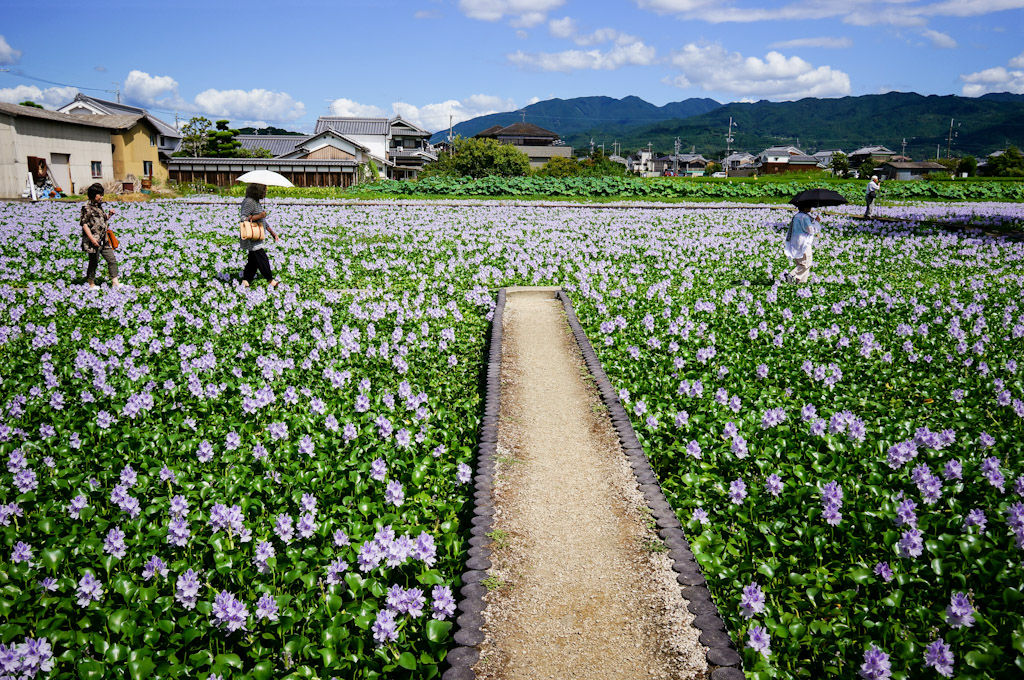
[0,102,114,199]
[313,116,436,179]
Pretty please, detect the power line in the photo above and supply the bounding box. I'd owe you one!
[1,68,115,94]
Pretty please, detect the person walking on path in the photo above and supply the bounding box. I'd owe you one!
[80,183,120,288]
[238,183,280,287]
[864,175,880,217]
[783,203,820,283]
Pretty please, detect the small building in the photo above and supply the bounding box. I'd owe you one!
[755,146,820,174]
[812,150,844,169]
[652,153,709,177]
[628,149,657,177]
[75,114,169,186]
[722,152,756,170]
[878,161,948,181]
[474,122,572,169]
[58,93,181,157]
[0,102,115,198]
[314,116,436,179]
[848,145,897,167]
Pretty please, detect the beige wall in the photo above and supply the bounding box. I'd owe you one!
[0,114,113,198]
[111,121,168,184]
[518,144,573,169]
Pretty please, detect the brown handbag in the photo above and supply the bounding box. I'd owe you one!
[239,220,265,241]
[106,229,120,250]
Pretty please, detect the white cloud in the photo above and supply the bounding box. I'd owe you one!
[392,94,516,132]
[667,43,851,100]
[194,88,305,122]
[635,0,1024,27]
[0,84,78,109]
[508,40,657,72]
[546,17,641,46]
[921,28,956,48]
[329,98,387,117]
[122,69,305,122]
[548,16,577,38]
[961,54,1024,96]
[459,0,565,26]
[769,36,853,49]
[123,70,186,109]
[527,95,542,104]
[414,9,441,19]
[0,35,22,64]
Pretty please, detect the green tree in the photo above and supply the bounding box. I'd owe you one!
[858,158,878,179]
[957,155,977,177]
[178,116,213,157]
[18,100,43,109]
[981,146,1024,177]
[537,156,582,177]
[704,161,722,176]
[206,120,243,157]
[421,137,530,178]
[236,147,274,159]
[579,150,627,177]
[830,152,850,178]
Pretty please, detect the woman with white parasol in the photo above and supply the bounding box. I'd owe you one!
[236,170,292,288]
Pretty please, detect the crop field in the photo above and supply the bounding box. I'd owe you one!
[1,199,1023,679]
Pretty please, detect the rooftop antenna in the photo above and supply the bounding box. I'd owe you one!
[112,83,120,103]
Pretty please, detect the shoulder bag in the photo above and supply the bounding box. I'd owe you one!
[239,220,265,241]
[106,229,120,250]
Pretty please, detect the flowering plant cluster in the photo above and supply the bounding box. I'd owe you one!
[571,204,1024,676]
[0,201,494,678]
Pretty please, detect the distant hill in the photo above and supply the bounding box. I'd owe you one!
[430,95,720,143]
[575,92,1024,159]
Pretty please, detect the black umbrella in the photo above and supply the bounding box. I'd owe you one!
[789,188,848,208]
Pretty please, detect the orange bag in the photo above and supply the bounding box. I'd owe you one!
[106,229,120,250]
[239,220,265,241]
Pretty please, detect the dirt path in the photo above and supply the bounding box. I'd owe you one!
[475,290,707,680]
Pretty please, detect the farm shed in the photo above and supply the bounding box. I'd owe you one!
[167,158,361,188]
[0,102,114,198]
[878,161,949,180]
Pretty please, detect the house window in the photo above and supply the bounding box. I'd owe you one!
[150,134,156,146]
[143,161,153,177]
[91,161,102,178]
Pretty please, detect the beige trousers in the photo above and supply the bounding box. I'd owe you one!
[788,249,812,283]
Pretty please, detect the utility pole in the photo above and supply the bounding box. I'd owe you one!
[599,143,605,156]
[673,137,680,175]
[590,138,595,155]
[521,110,526,123]
[725,116,737,155]
[111,83,120,103]
[946,118,959,159]
[901,137,907,157]
[448,114,454,156]
[936,144,940,160]
[613,141,620,157]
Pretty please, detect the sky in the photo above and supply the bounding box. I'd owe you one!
[1,0,1022,134]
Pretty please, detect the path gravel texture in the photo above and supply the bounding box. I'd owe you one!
[475,290,707,680]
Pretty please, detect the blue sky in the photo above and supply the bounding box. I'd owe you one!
[1,0,1022,133]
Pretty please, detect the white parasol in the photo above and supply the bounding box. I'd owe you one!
[235,170,294,187]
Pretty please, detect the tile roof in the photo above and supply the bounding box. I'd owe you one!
[315,117,390,136]
[64,94,180,137]
[882,161,947,169]
[476,122,560,138]
[236,135,307,156]
[0,102,120,128]
[851,145,896,156]
[73,114,148,130]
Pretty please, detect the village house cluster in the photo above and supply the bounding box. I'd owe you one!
[0,97,1003,198]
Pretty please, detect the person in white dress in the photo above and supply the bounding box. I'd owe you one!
[783,203,820,283]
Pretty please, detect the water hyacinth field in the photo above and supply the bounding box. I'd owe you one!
[1,198,1023,679]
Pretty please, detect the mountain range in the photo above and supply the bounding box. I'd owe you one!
[435,93,1024,160]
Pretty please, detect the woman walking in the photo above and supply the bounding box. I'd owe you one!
[783,203,820,283]
[239,183,279,287]
[80,183,120,288]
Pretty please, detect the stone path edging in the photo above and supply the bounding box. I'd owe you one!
[556,291,745,680]
[443,288,505,680]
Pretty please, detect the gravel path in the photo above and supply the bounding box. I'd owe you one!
[475,289,707,680]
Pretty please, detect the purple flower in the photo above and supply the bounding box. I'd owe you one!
[765,473,783,497]
[253,541,275,574]
[11,541,32,565]
[731,436,748,458]
[945,592,975,628]
[739,582,765,619]
[159,466,176,483]
[167,517,190,547]
[298,435,315,457]
[371,458,387,482]
[76,572,103,607]
[297,512,317,539]
[897,528,924,559]
[980,457,1005,492]
[371,609,398,644]
[886,440,918,470]
[326,557,349,585]
[431,584,456,620]
[103,527,127,559]
[13,467,37,493]
[267,421,288,441]
[11,637,55,676]
[274,514,294,544]
[895,499,917,528]
[385,480,405,507]
[255,593,279,622]
[942,459,962,481]
[729,478,747,504]
[196,440,214,463]
[859,644,892,680]
[962,508,986,533]
[412,532,437,566]
[924,638,954,678]
[691,508,709,525]
[746,625,771,658]
[211,590,249,633]
[225,431,241,450]
[675,411,689,427]
[873,562,893,582]
[333,530,350,547]
[456,462,472,484]
[175,569,201,610]
[142,556,168,580]
[686,440,702,460]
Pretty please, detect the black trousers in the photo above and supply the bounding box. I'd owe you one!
[242,249,273,283]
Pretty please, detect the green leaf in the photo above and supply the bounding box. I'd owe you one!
[425,620,452,642]
[108,609,131,634]
[849,567,872,585]
[128,656,157,680]
[397,652,417,670]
